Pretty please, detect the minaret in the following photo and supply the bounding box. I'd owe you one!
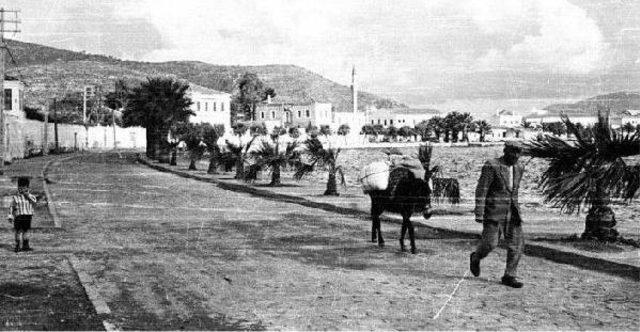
[351,65,358,113]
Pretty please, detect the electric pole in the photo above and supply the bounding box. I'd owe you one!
[0,8,20,174]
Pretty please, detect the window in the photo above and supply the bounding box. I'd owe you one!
[261,112,265,119]
[205,102,208,111]
[271,111,276,118]
[390,120,394,125]
[371,120,374,124]
[384,120,387,126]
[197,101,201,112]
[306,110,310,117]
[221,102,225,112]
[213,102,217,112]
[298,110,301,118]
[4,89,12,111]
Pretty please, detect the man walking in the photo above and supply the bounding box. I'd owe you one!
[470,142,525,288]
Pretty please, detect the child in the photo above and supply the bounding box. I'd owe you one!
[7,177,37,252]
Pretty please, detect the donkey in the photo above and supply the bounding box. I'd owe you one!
[367,145,438,254]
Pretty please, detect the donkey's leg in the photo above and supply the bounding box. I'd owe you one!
[405,214,417,254]
[371,203,385,247]
[400,220,408,252]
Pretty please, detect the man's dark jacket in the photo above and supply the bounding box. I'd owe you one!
[474,157,524,224]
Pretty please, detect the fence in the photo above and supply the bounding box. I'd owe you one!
[4,116,146,160]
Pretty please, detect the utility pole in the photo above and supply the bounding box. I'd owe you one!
[53,97,59,152]
[0,8,20,174]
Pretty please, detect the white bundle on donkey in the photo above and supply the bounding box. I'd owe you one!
[359,161,391,193]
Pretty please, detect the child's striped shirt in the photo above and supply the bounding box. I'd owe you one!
[10,194,37,217]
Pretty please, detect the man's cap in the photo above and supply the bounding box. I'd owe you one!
[504,141,524,152]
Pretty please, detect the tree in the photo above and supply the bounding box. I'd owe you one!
[541,122,567,136]
[294,138,345,196]
[246,138,299,186]
[288,126,301,139]
[386,125,398,142]
[474,120,492,142]
[414,120,431,141]
[398,126,415,141]
[337,124,350,144]
[173,122,207,170]
[522,119,533,129]
[622,122,636,136]
[522,112,640,242]
[123,77,193,160]
[458,112,474,142]
[105,79,131,124]
[202,123,226,174]
[361,124,377,142]
[319,124,332,137]
[427,116,444,142]
[231,72,274,122]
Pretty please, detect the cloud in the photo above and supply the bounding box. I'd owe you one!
[10,0,623,92]
[468,0,611,73]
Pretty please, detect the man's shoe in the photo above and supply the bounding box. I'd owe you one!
[501,275,523,288]
[470,252,480,277]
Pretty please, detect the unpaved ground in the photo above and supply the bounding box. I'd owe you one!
[0,254,103,330]
[9,152,639,330]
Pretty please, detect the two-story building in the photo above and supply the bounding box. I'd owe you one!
[187,85,231,133]
[365,108,441,128]
[496,109,522,128]
[254,98,333,130]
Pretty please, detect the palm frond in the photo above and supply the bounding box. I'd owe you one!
[293,162,315,181]
[522,111,640,213]
[431,177,461,204]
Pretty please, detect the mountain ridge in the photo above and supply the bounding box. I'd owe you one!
[4,39,404,112]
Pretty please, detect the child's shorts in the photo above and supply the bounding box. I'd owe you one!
[13,215,32,231]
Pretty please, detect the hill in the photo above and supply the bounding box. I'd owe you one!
[544,91,640,117]
[4,39,403,113]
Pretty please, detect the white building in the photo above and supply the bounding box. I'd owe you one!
[496,109,522,128]
[523,109,598,127]
[187,85,231,133]
[366,108,440,128]
[621,110,640,127]
[3,76,25,120]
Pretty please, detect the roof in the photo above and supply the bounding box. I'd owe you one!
[372,108,441,116]
[497,109,515,116]
[188,84,230,96]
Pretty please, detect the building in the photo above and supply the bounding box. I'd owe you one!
[255,99,333,131]
[187,85,231,133]
[496,109,522,128]
[365,108,440,128]
[621,110,640,127]
[523,108,598,127]
[3,76,25,119]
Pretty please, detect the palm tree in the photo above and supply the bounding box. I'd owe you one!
[427,116,445,142]
[474,120,491,142]
[622,122,636,136]
[175,123,206,170]
[294,138,346,196]
[337,124,350,144]
[521,112,640,241]
[398,126,415,141]
[246,138,299,186]
[123,77,193,161]
[202,124,225,174]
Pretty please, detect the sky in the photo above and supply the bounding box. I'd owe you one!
[4,0,640,98]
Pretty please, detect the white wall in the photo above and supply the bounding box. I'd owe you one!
[4,117,146,160]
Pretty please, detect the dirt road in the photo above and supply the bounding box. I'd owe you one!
[24,152,639,330]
